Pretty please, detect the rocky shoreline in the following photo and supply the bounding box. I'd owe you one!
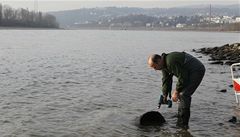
[193,43,240,65]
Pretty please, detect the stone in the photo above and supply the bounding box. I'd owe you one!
[139,111,166,126]
[228,116,237,124]
[218,89,227,93]
[218,123,224,126]
[210,61,223,65]
[225,60,239,65]
[223,44,230,47]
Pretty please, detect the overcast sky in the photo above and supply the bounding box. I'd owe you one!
[0,0,239,12]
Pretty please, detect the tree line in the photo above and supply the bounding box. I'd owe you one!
[0,4,59,28]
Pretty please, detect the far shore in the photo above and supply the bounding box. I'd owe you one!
[64,27,240,33]
[0,26,62,30]
[0,26,239,33]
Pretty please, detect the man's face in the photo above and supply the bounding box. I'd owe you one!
[148,58,163,70]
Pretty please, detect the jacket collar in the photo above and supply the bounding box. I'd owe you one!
[161,53,167,69]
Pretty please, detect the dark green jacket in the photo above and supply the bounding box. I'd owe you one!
[161,52,188,97]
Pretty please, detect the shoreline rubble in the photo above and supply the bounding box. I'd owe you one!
[193,43,240,65]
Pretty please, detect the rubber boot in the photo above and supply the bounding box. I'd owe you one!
[177,107,190,130]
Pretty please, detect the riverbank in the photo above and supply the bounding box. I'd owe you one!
[0,26,62,30]
[193,43,240,65]
[0,26,239,33]
[65,26,240,33]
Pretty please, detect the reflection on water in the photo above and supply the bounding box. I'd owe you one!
[0,30,239,137]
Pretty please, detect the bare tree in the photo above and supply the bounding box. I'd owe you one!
[0,4,2,25]
[0,4,59,28]
[42,14,59,28]
[3,5,15,21]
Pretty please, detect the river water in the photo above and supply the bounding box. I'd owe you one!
[0,30,239,137]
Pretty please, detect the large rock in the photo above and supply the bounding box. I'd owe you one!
[139,111,166,126]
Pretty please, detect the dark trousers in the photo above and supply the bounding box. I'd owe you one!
[177,58,205,128]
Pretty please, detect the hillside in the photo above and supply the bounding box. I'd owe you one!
[49,4,240,28]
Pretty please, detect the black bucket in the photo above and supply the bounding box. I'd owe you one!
[139,111,166,126]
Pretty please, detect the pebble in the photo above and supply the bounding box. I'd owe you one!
[218,89,227,93]
[228,116,237,124]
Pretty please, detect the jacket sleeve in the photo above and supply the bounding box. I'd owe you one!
[162,69,173,98]
[169,62,189,92]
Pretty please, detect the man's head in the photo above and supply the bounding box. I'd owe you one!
[148,54,164,70]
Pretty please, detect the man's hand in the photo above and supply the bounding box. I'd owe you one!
[172,90,179,102]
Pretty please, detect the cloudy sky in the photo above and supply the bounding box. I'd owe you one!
[0,0,239,12]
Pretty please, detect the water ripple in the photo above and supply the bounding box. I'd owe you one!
[0,30,239,137]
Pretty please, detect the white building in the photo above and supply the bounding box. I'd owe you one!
[211,17,221,23]
[176,23,186,28]
[236,17,240,23]
[146,23,151,27]
[222,16,235,23]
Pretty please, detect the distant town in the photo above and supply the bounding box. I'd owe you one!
[51,5,240,31]
[0,3,239,31]
[71,14,240,31]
